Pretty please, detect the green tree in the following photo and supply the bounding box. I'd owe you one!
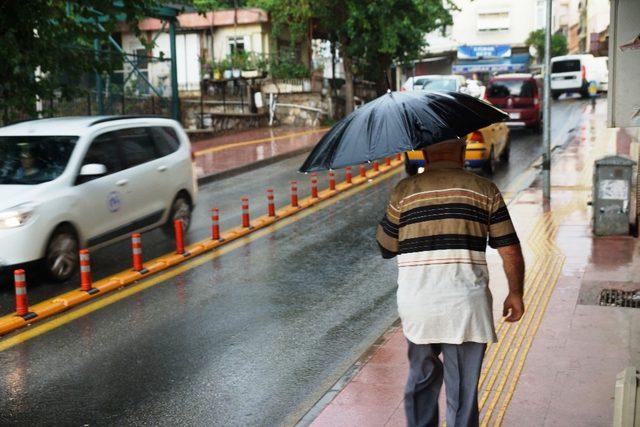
[525,29,568,61]
[252,0,454,113]
[0,0,160,123]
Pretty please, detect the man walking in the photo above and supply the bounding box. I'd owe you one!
[376,140,525,427]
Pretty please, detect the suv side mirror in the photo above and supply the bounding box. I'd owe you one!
[79,163,107,177]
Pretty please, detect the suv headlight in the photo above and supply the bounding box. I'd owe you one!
[0,203,37,229]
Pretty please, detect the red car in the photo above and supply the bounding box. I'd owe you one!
[486,73,543,133]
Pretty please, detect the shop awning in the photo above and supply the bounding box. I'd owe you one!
[452,53,530,74]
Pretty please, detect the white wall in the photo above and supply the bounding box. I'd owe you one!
[424,0,539,53]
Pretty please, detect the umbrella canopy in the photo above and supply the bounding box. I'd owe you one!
[299,90,508,172]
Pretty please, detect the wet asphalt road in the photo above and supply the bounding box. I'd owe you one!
[0,98,588,425]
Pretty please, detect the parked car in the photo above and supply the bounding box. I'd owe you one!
[401,75,438,91]
[404,121,510,176]
[550,54,595,99]
[401,75,467,93]
[0,116,198,281]
[486,73,543,132]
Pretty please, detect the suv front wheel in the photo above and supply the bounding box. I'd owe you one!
[44,225,79,282]
[165,193,193,235]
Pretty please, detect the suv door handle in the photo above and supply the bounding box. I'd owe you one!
[116,179,129,187]
[157,165,168,172]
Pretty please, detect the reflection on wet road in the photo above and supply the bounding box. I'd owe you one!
[0,98,589,425]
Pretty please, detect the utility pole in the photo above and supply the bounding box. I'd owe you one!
[542,0,553,206]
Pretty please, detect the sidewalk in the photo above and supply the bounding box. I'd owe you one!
[191,126,329,180]
[306,101,640,426]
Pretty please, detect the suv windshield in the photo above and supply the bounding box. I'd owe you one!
[488,80,535,98]
[0,136,77,185]
[552,60,580,73]
[421,78,458,92]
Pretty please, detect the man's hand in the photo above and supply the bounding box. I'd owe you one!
[503,292,524,322]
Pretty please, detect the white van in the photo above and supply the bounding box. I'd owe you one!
[0,116,198,281]
[590,56,609,92]
[550,54,594,99]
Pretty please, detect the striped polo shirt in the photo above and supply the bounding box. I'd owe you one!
[376,160,519,344]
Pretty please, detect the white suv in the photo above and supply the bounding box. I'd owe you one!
[0,116,198,281]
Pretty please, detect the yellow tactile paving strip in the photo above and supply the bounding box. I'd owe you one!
[476,111,618,426]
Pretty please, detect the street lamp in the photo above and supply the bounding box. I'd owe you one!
[542,0,553,207]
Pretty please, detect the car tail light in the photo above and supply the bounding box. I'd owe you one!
[581,65,586,81]
[533,97,539,106]
[468,131,484,143]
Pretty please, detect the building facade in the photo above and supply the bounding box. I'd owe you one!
[411,0,544,83]
[121,8,271,93]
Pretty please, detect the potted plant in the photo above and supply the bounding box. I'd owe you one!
[212,60,222,80]
[230,52,247,78]
[241,53,260,78]
[220,58,232,79]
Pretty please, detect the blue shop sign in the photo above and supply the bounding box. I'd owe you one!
[457,45,511,59]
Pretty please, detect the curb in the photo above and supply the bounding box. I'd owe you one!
[197,146,314,185]
[0,159,404,337]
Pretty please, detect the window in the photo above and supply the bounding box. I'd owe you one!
[477,11,510,32]
[82,132,124,177]
[0,136,77,185]
[551,60,580,73]
[116,127,158,168]
[151,127,181,157]
[421,78,459,92]
[228,36,246,54]
[488,80,535,98]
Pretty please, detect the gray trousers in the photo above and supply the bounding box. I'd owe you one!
[404,341,486,427]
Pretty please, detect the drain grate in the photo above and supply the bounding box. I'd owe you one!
[598,289,640,308]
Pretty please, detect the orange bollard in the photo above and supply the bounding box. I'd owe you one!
[174,219,185,255]
[311,173,319,198]
[345,166,352,184]
[328,171,336,190]
[131,233,144,272]
[373,161,379,171]
[291,181,299,207]
[360,165,367,178]
[211,208,221,241]
[267,189,276,217]
[385,157,391,166]
[14,269,35,319]
[396,153,402,161]
[79,249,97,294]
[242,197,251,228]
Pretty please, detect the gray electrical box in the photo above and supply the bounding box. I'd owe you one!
[593,156,636,236]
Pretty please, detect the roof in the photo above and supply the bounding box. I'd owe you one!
[138,8,268,32]
[0,116,176,136]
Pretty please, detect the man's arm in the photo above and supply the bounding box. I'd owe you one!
[497,244,525,322]
[376,183,402,259]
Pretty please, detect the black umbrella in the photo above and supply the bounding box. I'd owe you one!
[299,90,508,173]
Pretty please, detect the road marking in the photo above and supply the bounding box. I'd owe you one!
[194,128,330,157]
[0,167,403,352]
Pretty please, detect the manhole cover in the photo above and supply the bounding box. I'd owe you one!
[598,289,640,308]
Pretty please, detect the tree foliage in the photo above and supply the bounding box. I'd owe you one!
[251,0,455,112]
[0,0,160,122]
[525,29,568,60]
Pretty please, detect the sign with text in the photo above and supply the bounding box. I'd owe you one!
[457,45,511,60]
